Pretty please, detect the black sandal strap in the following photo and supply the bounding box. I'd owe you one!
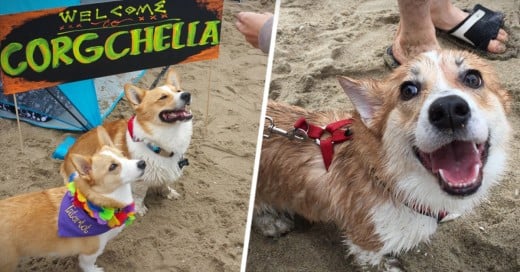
[447,4,504,51]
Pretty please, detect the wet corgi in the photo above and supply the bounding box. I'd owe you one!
[255,50,511,269]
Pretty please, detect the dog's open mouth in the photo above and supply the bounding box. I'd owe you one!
[414,140,489,196]
[159,107,193,123]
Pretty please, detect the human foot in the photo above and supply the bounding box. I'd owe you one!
[431,3,508,54]
[388,23,441,67]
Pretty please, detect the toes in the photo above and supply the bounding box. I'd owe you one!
[487,39,507,54]
[496,28,508,43]
[487,28,508,54]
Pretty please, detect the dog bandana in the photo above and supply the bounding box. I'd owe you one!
[57,173,136,237]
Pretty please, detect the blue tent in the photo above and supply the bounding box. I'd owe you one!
[0,0,142,131]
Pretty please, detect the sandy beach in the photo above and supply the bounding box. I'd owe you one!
[246,0,520,271]
[0,0,272,271]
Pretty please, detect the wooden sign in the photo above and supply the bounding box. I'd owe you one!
[0,0,222,94]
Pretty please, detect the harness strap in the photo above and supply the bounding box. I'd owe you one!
[294,117,353,170]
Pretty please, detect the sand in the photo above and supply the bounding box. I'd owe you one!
[0,0,272,271]
[246,0,520,271]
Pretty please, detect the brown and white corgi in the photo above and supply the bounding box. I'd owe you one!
[61,68,193,215]
[0,127,145,272]
[254,50,511,269]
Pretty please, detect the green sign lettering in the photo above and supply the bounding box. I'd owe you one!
[51,36,74,68]
[26,38,51,73]
[73,33,103,64]
[0,43,27,76]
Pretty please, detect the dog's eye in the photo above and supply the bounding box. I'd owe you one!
[159,95,168,100]
[462,70,482,89]
[109,163,118,171]
[400,81,421,101]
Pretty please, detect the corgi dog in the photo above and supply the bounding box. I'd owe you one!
[0,127,145,272]
[254,50,511,269]
[61,68,193,215]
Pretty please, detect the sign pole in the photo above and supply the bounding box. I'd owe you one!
[204,60,213,138]
[12,95,24,153]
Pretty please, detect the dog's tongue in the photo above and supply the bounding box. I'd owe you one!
[430,141,482,185]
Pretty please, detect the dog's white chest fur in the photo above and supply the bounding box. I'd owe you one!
[126,120,193,186]
[372,202,437,253]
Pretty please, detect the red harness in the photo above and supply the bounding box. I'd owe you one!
[293,117,353,171]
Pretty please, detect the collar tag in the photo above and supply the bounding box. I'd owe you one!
[178,158,189,169]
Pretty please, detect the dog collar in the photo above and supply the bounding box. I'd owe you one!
[128,116,175,157]
[128,115,143,142]
[146,142,174,157]
[57,173,136,237]
[127,116,189,168]
[405,201,448,223]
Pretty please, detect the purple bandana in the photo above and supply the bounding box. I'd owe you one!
[57,191,111,237]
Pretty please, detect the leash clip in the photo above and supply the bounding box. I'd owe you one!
[264,116,307,141]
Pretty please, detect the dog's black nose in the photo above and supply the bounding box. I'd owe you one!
[137,160,146,170]
[429,95,471,130]
[180,92,191,103]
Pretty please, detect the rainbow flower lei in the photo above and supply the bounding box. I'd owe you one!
[67,173,135,228]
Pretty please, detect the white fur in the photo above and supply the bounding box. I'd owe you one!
[78,227,124,272]
[126,113,192,215]
[365,201,438,260]
[127,118,192,186]
[102,183,134,207]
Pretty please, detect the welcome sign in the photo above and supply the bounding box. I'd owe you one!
[0,0,222,94]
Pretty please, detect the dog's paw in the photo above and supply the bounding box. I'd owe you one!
[253,210,294,237]
[135,200,148,216]
[166,187,181,200]
[380,256,404,272]
[79,263,104,272]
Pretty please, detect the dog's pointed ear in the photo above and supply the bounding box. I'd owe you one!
[96,126,115,148]
[337,76,381,128]
[165,68,181,89]
[71,154,92,176]
[124,84,146,108]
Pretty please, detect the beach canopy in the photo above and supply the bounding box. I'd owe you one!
[0,0,141,131]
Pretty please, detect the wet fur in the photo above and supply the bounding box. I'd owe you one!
[254,50,511,268]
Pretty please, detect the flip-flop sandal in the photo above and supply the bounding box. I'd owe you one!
[383,45,401,70]
[437,4,518,60]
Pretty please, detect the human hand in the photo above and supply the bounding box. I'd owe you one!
[235,11,273,49]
